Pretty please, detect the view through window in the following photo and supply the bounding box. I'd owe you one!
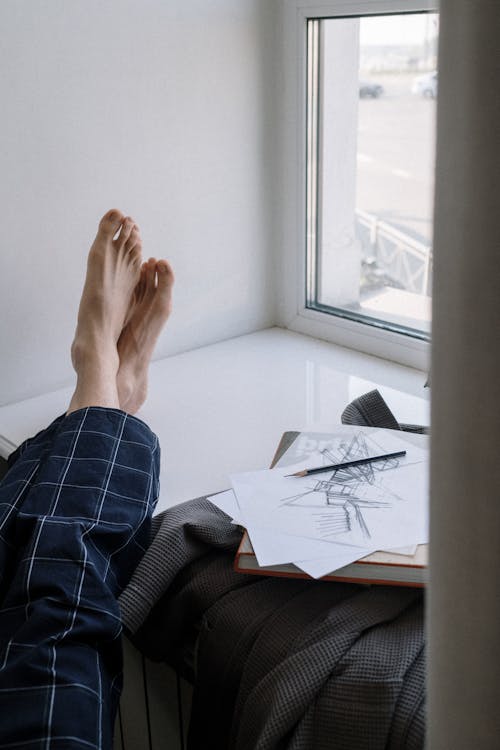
[306,12,438,338]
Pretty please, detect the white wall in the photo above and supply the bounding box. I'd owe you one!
[0,0,278,405]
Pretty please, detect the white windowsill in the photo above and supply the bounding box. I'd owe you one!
[0,327,429,513]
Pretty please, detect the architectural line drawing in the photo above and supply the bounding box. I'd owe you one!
[278,432,404,540]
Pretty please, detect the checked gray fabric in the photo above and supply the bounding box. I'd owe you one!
[341,389,428,435]
[119,391,426,750]
[0,407,160,749]
[126,508,425,750]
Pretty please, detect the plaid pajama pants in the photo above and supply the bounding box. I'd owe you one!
[0,407,160,749]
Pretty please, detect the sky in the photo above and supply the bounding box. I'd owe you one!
[359,12,439,46]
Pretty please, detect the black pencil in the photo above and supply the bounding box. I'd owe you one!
[285,450,407,477]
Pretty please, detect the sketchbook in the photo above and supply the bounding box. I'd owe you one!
[234,431,428,587]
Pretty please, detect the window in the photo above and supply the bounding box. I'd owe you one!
[307,10,438,339]
[282,1,439,369]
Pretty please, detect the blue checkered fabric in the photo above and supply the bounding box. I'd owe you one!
[0,407,160,749]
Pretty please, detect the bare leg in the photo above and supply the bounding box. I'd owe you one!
[67,209,142,414]
[117,256,174,414]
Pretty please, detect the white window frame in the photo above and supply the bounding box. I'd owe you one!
[278,0,438,370]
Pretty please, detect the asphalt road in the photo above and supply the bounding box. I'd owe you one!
[355,73,436,245]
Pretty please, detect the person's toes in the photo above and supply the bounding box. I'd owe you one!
[156,260,174,311]
[129,245,142,269]
[130,263,147,309]
[114,216,135,248]
[157,260,174,288]
[125,226,141,253]
[144,257,157,292]
[98,209,125,239]
[136,264,147,302]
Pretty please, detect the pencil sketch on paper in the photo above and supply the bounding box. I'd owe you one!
[277,432,403,540]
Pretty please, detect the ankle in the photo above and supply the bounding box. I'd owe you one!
[117,368,148,415]
[71,336,120,377]
[67,353,121,414]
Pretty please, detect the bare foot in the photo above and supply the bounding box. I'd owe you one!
[117,257,174,414]
[67,209,143,414]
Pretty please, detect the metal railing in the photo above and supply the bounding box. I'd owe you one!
[356,209,433,296]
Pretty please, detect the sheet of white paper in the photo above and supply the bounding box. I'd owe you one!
[231,428,428,552]
[382,544,418,556]
[293,552,365,579]
[245,521,373,567]
[245,521,418,567]
[207,489,374,567]
[275,430,427,554]
[276,429,428,553]
[293,544,419,578]
[208,494,418,567]
[207,489,242,521]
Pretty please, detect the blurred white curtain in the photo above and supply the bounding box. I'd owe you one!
[428,0,500,748]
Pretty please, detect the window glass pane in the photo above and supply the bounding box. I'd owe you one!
[307,12,438,338]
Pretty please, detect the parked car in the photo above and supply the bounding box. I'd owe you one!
[411,71,437,98]
[359,81,383,98]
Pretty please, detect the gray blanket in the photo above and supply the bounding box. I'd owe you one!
[118,391,426,749]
